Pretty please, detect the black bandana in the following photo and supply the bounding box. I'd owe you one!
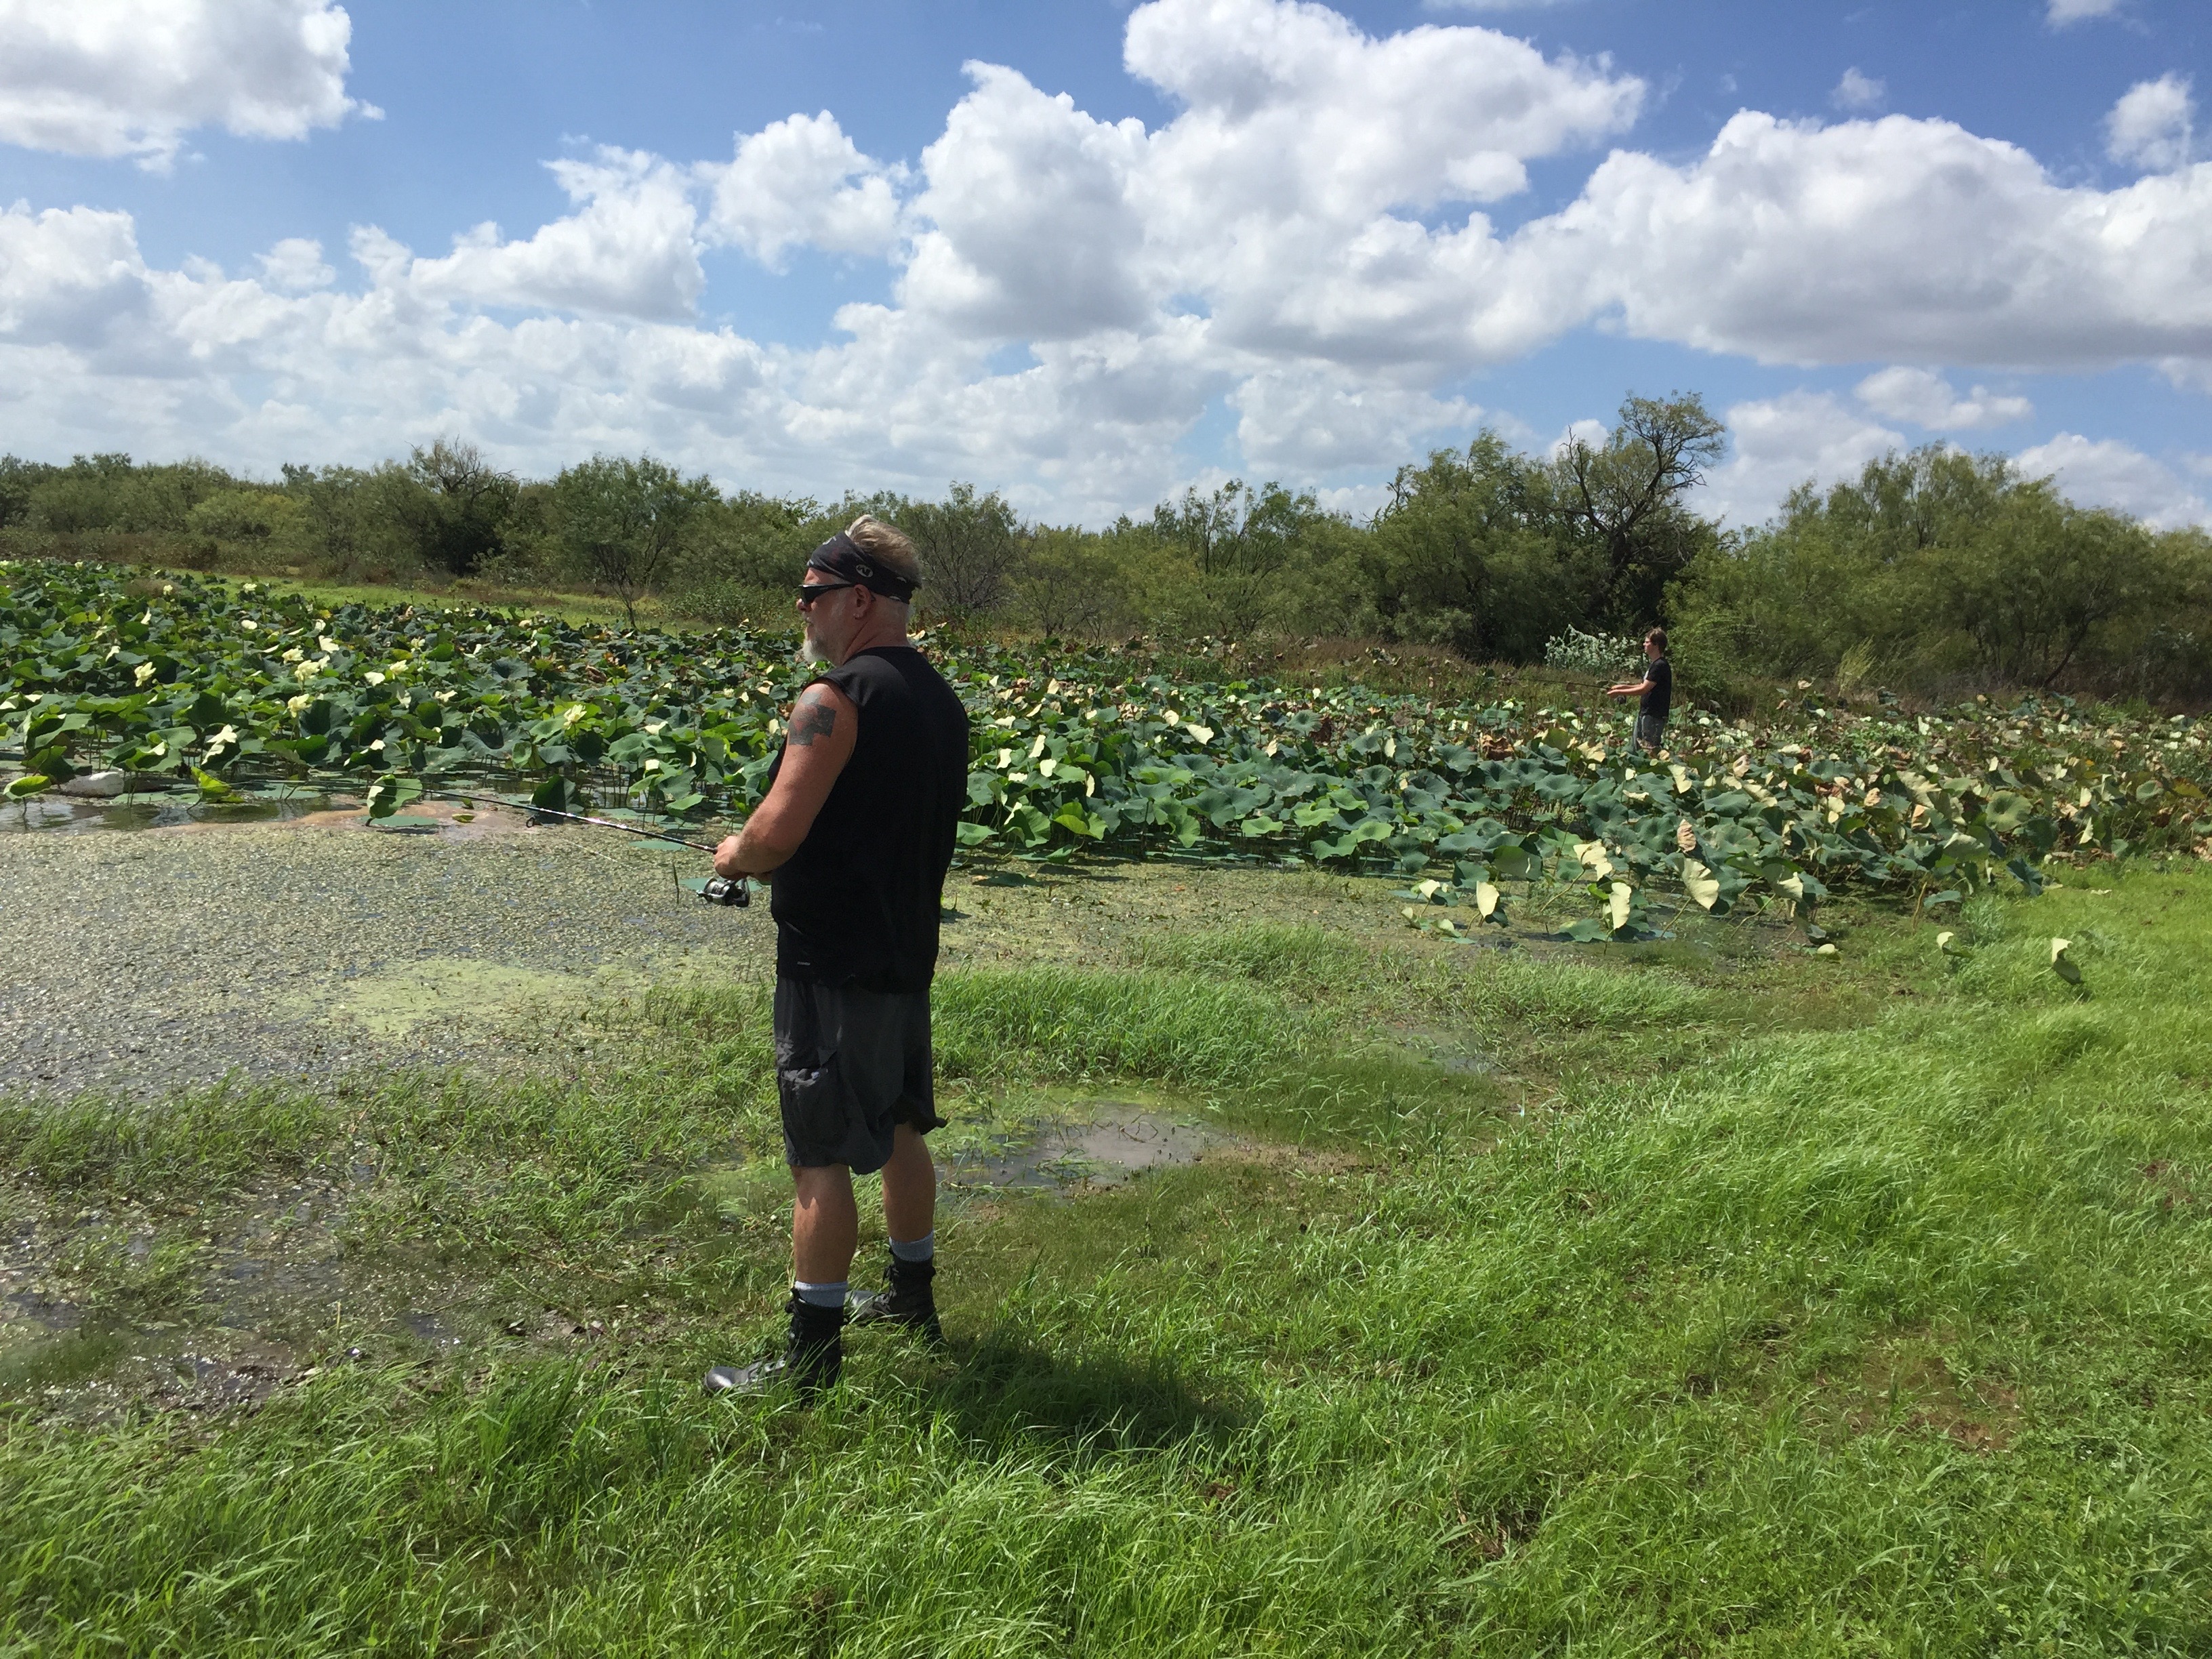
[806,532,918,602]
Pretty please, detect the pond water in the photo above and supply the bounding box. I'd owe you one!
[0,783,343,836]
[0,760,717,840]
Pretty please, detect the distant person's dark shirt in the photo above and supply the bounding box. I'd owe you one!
[1639,656,1673,722]
[767,646,970,993]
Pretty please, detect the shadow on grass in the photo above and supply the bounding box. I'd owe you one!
[881,1332,1252,1453]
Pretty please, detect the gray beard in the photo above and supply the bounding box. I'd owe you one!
[796,628,831,667]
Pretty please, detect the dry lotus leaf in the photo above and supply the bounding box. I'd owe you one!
[1675,819,1698,853]
[1681,861,1721,911]
[1608,881,1632,932]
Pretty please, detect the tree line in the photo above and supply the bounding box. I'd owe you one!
[3,391,2207,704]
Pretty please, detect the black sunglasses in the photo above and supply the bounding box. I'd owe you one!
[796,581,857,607]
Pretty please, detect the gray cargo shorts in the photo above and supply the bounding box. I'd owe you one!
[773,977,945,1173]
[1635,712,1667,753]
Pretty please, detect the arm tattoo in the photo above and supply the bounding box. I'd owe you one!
[788,698,839,747]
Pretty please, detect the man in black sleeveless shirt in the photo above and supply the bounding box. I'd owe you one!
[702,517,970,1398]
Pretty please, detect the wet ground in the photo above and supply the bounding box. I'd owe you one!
[0,1162,482,1416]
[1,1093,1242,1416]
[947,1107,1228,1193]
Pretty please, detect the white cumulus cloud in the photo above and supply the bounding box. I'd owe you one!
[1228,365,1480,472]
[1697,392,1903,526]
[0,201,152,348]
[886,0,1643,363]
[2107,75,2195,173]
[697,112,906,270]
[2016,433,2211,528]
[257,238,334,293]
[0,0,369,170]
[1855,367,2032,430]
[1534,110,2212,370]
[899,64,1156,342]
[2048,0,2124,23]
[375,150,705,321]
[1832,68,1885,112]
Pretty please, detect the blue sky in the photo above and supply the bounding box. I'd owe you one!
[0,0,2206,527]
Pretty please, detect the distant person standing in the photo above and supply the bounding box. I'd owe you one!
[1607,628,1673,753]
[703,516,970,1399]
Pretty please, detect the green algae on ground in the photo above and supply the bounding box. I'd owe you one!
[289,956,655,1039]
[0,812,770,1096]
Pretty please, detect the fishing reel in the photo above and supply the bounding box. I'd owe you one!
[699,874,750,907]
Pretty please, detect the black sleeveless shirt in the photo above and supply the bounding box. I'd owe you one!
[767,645,970,991]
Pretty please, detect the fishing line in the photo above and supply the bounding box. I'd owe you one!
[411,787,751,906]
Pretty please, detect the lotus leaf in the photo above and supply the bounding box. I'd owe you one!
[1,560,2205,905]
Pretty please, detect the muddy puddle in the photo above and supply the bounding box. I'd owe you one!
[943,1105,1231,1194]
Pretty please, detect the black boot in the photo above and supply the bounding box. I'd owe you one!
[704,1292,844,1399]
[846,1254,943,1346]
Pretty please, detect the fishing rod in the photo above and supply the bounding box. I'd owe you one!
[417,787,750,906]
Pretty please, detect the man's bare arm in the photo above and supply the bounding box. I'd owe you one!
[714,682,858,876]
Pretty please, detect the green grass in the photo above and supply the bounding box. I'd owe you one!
[5,865,2212,1652]
[230,569,683,629]
[0,1081,341,1198]
[1132,919,1711,1031]
[934,968,1314,1088]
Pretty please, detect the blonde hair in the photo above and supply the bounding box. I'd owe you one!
[846,515,920,588]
